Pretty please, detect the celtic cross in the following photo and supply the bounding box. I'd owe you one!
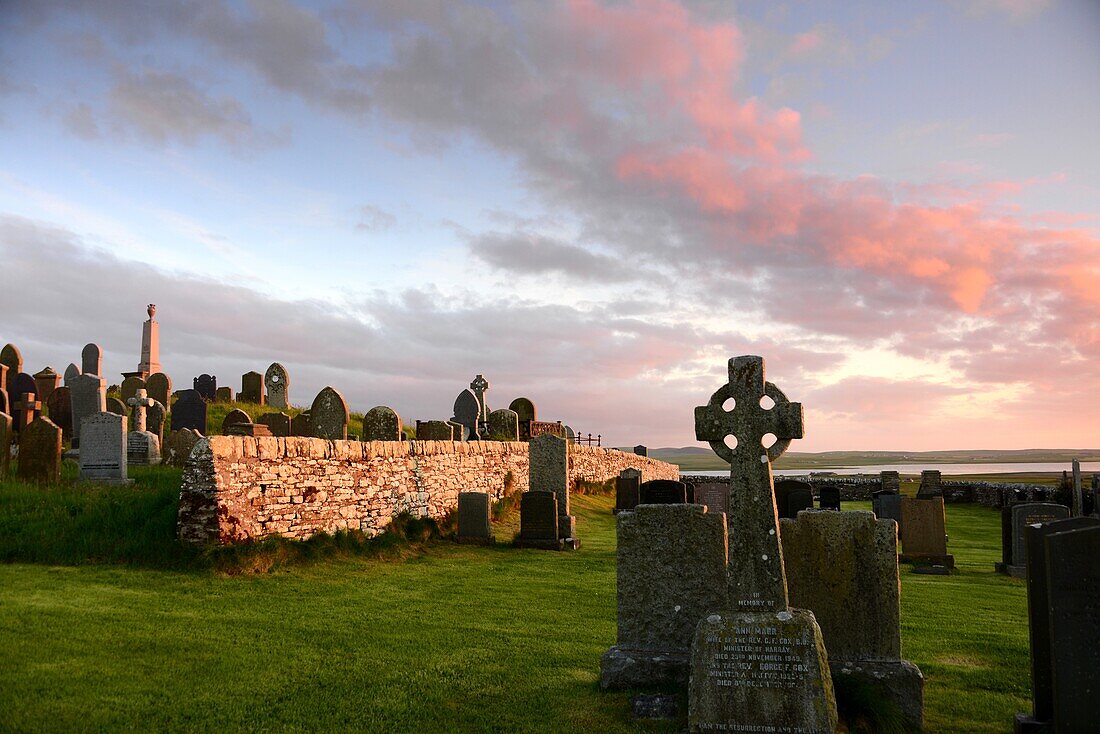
[470,374,490,422]
[695,355,804,612]
[127,388,155,433]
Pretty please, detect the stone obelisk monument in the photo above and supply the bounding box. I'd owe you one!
[137,304,161,378]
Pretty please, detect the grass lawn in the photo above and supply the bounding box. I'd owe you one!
[0,470,1031,733]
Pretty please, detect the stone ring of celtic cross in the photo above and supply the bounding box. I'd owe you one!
[705,381,795,465]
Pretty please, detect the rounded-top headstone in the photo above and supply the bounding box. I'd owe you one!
[362,405,403,441]
[120,376,145,404]
[221,408,251,435]
[146,372,172,407]
[310,386,349,440]
[81,343,102,376]
[17,416,62,484]
[264,363,290,409]
[508,397,537,423]
[453,389,481,436]
[64,363,81,385]
[45,386,73,439]
[12,372,37,398]
[106,396,127,416]
[486,408,519,441]
[1,343,24,377]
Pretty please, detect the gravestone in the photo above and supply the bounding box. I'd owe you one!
[1071,459,1083,517]
[310,387,349,440]
[0,364,7,401]
[1016,517,1100,733]
[44,386,73,439]
[1,343,24,380]
[775,479,813,519]
[63,363,80,386]
[469,374,490,423]
[514,491,560,550]
[530,433,577,548]
[508,397,536,422]
[416,420,453,440]
[486,409,519,441]
[214,386,234,403]
[881,470,901,493]
[264,363,290,409]
[17,416,62,483]
[127,389,154,432]
[0,412,10,476]
[193,374,217,402]
[79,412,129,483]
[125,389,160,465]
[818,486,841,511]
[106,397,127,416]
[147,400,166,444]
[257,412,291,437]
[614,468,641,514]
[0,388,7,415]
[601,504,729,691]
[456,492,494,545]
[69,373,106,449]
[788,486,814,517]
[33,367,60,403]
[171,389,207,433]
[290,411,311,437]
[225,423,272,437]
[165,428,202,468]
[11,372,37,401]
[145,372,172,407]
[640,479,688,504]
[120,375,145,404]
[221,408,251,435]
[13,391,41,433]
[693,483,730,517]
[633,445,648,457]
[873,491,902,526]
[781,510,924,731]
[137,304,161,376]
[899,497,954,570]
[690,355,836,734]
[998,503,1070,577]
[81,343,102,376]
[363,406,403,441]
[917,470,943,498]
[239,371,265,405]
[452,389,481,440]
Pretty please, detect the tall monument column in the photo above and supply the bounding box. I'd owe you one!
[138,304,161,377]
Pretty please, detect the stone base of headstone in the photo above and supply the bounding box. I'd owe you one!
[455,534,495,546]
[513,536,565,551]
[898,553,955,570]
[831,660,924,733]
[910,564,951,575]
[600,647,688,691]
[1013,712,1048,734]
[126,431,161,466]
[1005,563,1027,579]
[631,693,679,720]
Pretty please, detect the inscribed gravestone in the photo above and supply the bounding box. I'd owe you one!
[69,374,106,449]
[486,409,519,441]
[899,497,954,569]
[17,417,62,484]
[79,412,128,482]
[775,479,812,519]
[614,468,641,514]
[239,371,264,405]
[1,343,24,381]
[171,389,207,433]
[515,491,560,550]
[530,433,576,546]
[640,479,688,504]
[452,389,481,439]
[145,373,172,407]
[81,343,102,376]
[1004,503,1069,578]
[64,363,80,386]
[193,374,217,402]
[221,408,251,435]
[693,483,729,517]
[917,470,943,498]
[362,406,402,441]
[818,486,841,511]
[125,389,159,465]
[264,363,289,409]
[881,470,901,493]
[601,504,729,691]
[257,412,291,437]
[215,387,233,403]
[456,492,494,545]
[45,386,72,439]
[120,376,145,404]
[781,510,924,732]
[106,397,127,416]
[310,387,349,440]
[33,367,60,402]
[416,420,453,440]
[508,397,536,422]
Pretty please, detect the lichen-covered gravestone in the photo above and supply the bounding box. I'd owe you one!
[310,386,349,440]
[456,492,494,545]
[264,363,290,409]
[69,373,106,449]
[601,503,728,691]
[239,371,265,405]
[529,433,577,549]
[17,416,62,484]
[917,470,942,498]
[257,412,291,437]
[881,470,901,493]
[486,409,519,441]
[145,372,172,407]
[171,389,207,433]
[126,389,160,465]
[415,420,453,440]
[165,428,202,467]
[508,397,536,422]
[693,483,729,517]
[81,343,102,376]
[290,411,311,437]
[689,355,836,734]
[362,406,403,441]
[45,386,72,440]
[79,412,129,483]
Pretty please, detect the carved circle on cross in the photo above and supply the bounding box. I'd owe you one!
[703,380,796,465]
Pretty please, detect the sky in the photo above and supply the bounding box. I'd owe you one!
[1,0,1098,451]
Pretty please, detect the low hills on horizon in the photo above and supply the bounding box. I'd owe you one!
[645,447,1100,471]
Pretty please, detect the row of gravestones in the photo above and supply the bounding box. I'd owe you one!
[190,363,290,408]
[447,375,576,442]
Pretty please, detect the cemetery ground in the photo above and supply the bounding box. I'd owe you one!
[2,466,1032,734]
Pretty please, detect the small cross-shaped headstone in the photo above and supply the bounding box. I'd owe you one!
[470,374,490,423]
[13,392,41,432]
[695,355,804,612]
[127,388,155,433]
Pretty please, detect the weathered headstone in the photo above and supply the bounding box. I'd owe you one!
[63,363,80,386]
[106,396,127,416]
[415,420,453,440]
[310,386,349,440]
[693,483,730,517]
[998,502,1070,577]
[239,371,265,405]
[125,389,160,465]
[33,367,60,403]
[782,510,924,732]
[69,373,106,449]
[514,491,560,550]
[13,391,41,433]
[127,389,154,432]
[147,399,166,444]
[614,468,641,514]
[120,375,145,404]
[917,470,943,498]
[530,433,576,548]
[452,388,481,440]
[508,397,536,422]
[221,408,251,435]
[257,412,291,437]
[165,428,202,468]
[899,497,954,570]
[873,490,902,526]
[775,479,813,519]
[44,386,73,439]
[80,343,102,376]
[290,411,311,437]
[264,363,290,409]
[690,355,836,734]
[818,486,841,511]
[640,479,688,505]
[145,372,172,407]
[17,416,62,484]
[633,445,648,457]
[193,374,217,402]
[1016,517,1100,733]
[363,406,403,441]
[456,492,494,545]
[171,389,207,433]
[486,408,519,441]
[881,470,901,493]
[1,343,24,382]
[79,412,129,483]
[0,412,10,476]
[214,386,233,403]
[469,374,490,423]
[601,504,728,691]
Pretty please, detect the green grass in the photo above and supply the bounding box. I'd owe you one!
[0,472,1031,733]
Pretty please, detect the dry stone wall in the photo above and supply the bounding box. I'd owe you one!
[178,437,679,544]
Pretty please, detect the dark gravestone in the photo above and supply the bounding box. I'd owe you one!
[214,386,234,403]
[145,373,172,407]
[147,400,166,445]
[1002,503,1070,577]
[693,483,729,517]
[639,479,688,505]
[0,388,7,415]
[106,397,127,416]
[290,412,311,437]
[614,468,641,514]
[787,486,815,517]
[0,412,9,476]
[416,420,454,441]
[1016,517,1100,733]
[45,386,72,439]
[880,470,901,493]
[69,374,106,449]
[171,390,207,433]
[447,420,468,442]
[872,490,902,526]
[221,408,251,435]
[508,397,536,423]
[917,470,943,498]
[80,343,102,376]
[225,423,272,437]
[775,479,812,519]
[819,486,841,511]
[456,492,493,545]
[633,445,648,457]
[310,386,349,440]
[193,374,217,402]
[17,416,62,484]
[452,389,481,440]
[239,371,265,405]
[515,491,561,550]
[257,412,291,437]
[119,376,145,404]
